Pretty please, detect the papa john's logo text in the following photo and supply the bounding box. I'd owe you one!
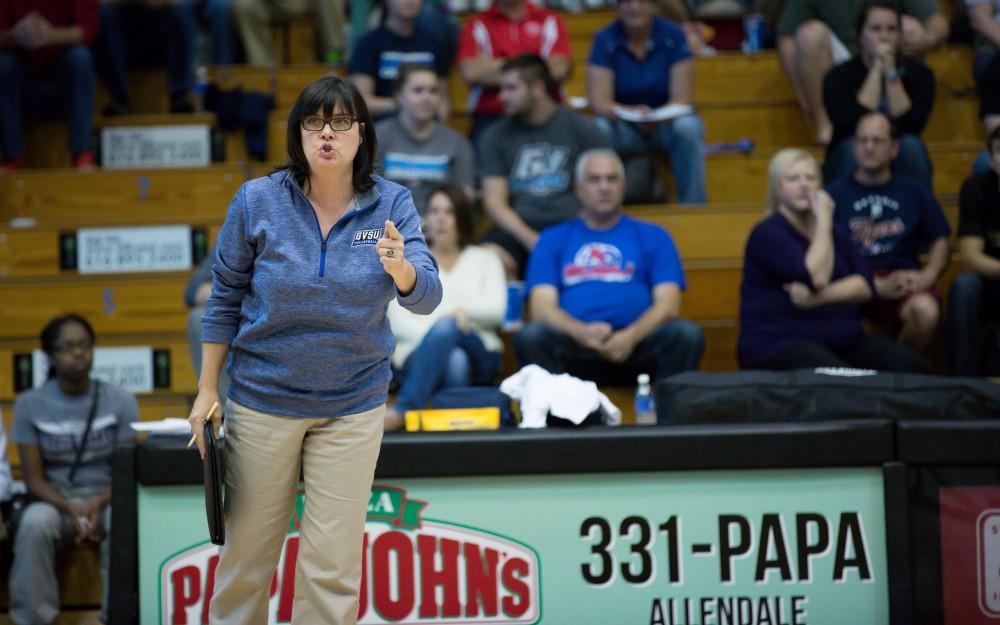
[160,485,542,624]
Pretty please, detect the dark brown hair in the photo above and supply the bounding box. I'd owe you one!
[426,183,476,249]
[392,63,438,95]
[501,54,558,99]
[284,76,377,192]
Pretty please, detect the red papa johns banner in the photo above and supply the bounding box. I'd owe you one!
[160,485,541,625]
[940,486,1000,624]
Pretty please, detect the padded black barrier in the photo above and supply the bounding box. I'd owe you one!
[134,419,896,486]
[658,370,1000,424]
[897,421,1000,625]
[108,443,138,625]
[897,419,1000,464]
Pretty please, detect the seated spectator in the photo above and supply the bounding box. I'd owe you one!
[375,63,475,213]
[587,0,707,204]
[968,0,1000,175]
[822,1,935,182]
[199,0,238,65]
[0,0,98,171]
[828,112,950,353]
[777,0,947,145]
[948,126,1000,375]
[514,149,704,386]
[98,0,199,115]
[349,0,455,120]
[384,184,506,431]
[0,417,14,545]
[738,148,927,372]
[479,55,611,279]
[457,0,572,144]
[10,314,138,625]
[185,246,229,399]
[233,0,347,66]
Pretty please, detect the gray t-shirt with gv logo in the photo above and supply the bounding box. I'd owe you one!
[12,379,138,494]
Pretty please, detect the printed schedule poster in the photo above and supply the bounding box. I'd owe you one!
[139,468,888,625]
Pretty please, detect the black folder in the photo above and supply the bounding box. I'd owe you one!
[203,421,225,545]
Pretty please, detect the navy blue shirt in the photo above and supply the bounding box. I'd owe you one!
[525,215,685,330]
[348,24,455,99]
[738,213,873,369]
[828,174,951,271]
[588,17,692,108]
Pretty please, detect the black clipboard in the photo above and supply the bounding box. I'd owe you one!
[203,421,225,545]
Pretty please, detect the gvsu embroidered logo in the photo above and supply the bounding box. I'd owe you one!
[160,485,541,624]
[563,243,635,286]
[352,228,383,246]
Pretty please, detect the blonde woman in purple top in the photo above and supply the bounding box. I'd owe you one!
[738,148,926,372]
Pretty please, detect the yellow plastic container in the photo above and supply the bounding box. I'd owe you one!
[403,407,501,432]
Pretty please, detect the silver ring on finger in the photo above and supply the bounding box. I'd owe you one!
[387,248,394,257]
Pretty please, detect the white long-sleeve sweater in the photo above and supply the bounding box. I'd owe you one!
[387,245,507,368]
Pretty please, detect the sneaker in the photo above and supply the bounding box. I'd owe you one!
[0,155,24,174]
[102,97,132,117]
[170,91,196,114]
[322,49,345,67]
[72,150,97,171]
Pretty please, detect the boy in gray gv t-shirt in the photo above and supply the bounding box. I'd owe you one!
[375,115,476,214]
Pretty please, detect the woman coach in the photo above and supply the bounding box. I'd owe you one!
[187,75,442,623]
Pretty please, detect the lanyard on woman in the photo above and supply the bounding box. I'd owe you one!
[68,380,101,485]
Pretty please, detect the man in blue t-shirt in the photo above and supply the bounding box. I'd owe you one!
[828,111,951,353]
[348,0,455,119]
[514,149,704,386]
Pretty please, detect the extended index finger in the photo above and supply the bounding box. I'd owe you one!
[384,220,402,240]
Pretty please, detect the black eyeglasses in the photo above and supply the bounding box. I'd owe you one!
[53,340,94,354]
[302,116,357,132]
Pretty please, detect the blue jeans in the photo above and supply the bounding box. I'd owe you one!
[393,318,501,414]
[200,0,238,64]
[0,45,95,159]
[823,134,933,183]
[513,319,704,386]
[100,0,197,96]
[596,114,707,204]
[947,272,1000,376]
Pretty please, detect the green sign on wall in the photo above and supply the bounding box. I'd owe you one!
[140,468,887,625]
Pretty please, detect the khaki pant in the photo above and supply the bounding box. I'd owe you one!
[232,0,346,65]
[210,400,384,625]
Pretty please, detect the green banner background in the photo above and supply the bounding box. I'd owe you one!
[140,467,888,625]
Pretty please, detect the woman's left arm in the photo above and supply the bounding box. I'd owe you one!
[668,58,694,106]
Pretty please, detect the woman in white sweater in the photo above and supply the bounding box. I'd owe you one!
[384,184,508,430]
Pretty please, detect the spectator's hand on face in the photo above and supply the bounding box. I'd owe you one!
[784,281,817,309]
[808,191,835,224]
[599,329,637,364]
[874,272,908,300]
[876,42,896,71]
[576,322,613,351]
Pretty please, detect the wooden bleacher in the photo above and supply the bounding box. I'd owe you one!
[2,10,989,618]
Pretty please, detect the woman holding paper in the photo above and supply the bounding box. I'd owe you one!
[187,75,442,624]
[586,0,707,204]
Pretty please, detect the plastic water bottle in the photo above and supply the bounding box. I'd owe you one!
[194,66,210,111]
[634,373,656,425]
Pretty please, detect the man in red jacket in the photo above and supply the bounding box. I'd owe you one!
[0,0,99,171]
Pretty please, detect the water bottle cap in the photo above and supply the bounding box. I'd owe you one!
[637,373,650,384]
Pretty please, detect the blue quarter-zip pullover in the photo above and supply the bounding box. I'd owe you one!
[202,171,442,418]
